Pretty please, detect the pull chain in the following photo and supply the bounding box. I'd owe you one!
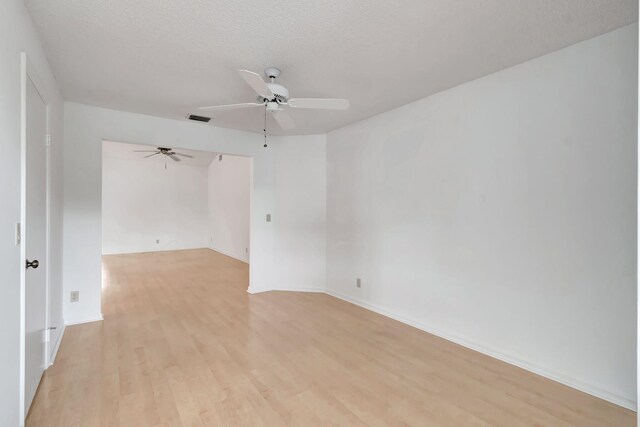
[263,106,268,148]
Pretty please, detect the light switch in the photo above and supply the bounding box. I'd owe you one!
[266,214,271,222]
[15,223,21,245]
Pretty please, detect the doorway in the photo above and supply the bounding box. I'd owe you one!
[100,140,251,279]
[20,53,50,419]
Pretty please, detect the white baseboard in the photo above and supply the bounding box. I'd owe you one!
[65,313,104,326]
[102,246,206,256]
[208,247,249,264]
[247,286,324,294]
[324,288,636,412]
[272,285,325,293]
[49,323,66,366]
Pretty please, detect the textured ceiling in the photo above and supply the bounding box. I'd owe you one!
[26,0,637,135]
[103,140,217,167]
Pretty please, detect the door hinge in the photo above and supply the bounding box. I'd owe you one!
[46,134,51,146]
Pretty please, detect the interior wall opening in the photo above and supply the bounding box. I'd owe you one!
[100,140,252,288]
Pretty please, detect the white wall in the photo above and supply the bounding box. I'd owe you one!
[63,102,327,323]
[102,154,209,254]
[207,154,251,262]
[271,135,327,291]
[0,0,65,424]
[326,24,638,409]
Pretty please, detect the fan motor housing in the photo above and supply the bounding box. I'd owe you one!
[264,83,289,102]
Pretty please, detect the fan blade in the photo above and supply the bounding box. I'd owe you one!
[168,154,181,162]
[174,152,194,158]
[199,102,265,111]
[144,152,160,158]
[133,150,160,152]
[272,109,296,130]
[287,98,349,110]
[238,70,274,99]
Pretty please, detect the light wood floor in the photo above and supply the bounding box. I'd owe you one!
[27,249,634,426]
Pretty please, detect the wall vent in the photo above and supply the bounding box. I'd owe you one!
[187,114,211,123]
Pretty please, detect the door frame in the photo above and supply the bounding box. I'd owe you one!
[20,52,51,423]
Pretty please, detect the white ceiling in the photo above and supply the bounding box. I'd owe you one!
[26,0,637,135]
[102,140,217,167]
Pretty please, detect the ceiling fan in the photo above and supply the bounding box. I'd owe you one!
[133,147,194,162]
[198,67,350,130]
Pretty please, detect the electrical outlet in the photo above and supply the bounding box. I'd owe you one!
[266,214,271,222]
[356,278,362,288]
[70,291,79,302]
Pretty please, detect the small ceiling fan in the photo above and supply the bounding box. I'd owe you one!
[133,147,193,162]
[198,67,350,130]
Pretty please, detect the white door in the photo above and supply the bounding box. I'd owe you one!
[24,72,48,413]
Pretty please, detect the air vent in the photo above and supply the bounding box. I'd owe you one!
[187,114,211,123]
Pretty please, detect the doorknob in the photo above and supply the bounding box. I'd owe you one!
[26,259,39,269]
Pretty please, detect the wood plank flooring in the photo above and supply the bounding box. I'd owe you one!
[27,249,635,426]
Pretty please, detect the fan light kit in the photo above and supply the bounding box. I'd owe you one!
[198,67,350,147]
[133,147,194,169]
